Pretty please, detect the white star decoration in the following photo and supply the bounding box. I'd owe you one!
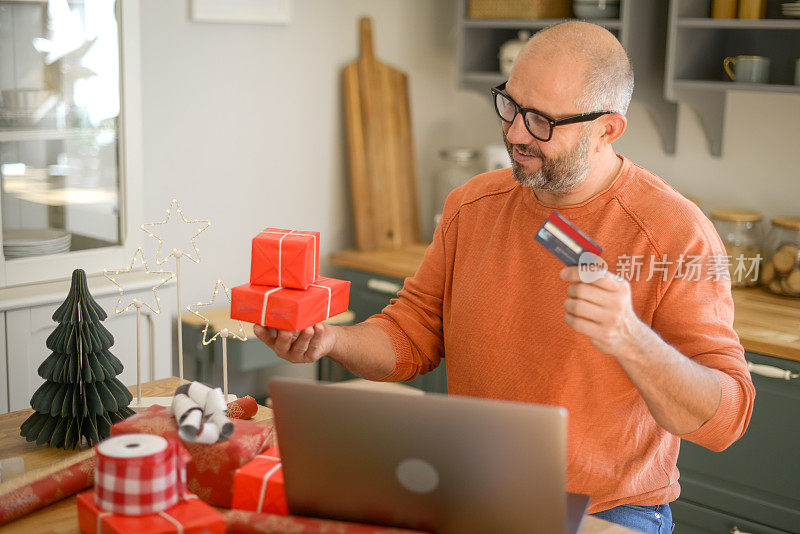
[103,248,174,314]
[141,198,211,265]
[187,280,247,345]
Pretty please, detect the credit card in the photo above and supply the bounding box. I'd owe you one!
[534,211,603,266]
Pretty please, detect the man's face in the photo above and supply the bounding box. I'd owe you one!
[501,50,595,193]
[503,123,592,193]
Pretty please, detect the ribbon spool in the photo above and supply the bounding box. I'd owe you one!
[95,434,189,516]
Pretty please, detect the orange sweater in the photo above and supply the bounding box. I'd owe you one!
[365,156,755,513]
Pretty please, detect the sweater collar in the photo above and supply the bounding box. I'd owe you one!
[520,154,629,219]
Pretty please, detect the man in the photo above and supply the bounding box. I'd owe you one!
[254,22,754,533]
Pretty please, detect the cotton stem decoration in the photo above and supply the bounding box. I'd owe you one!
[104,248,173,404]
[186,280,247,400]
[141,199,211,382]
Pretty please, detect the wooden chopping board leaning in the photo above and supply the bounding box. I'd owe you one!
[343,17,421,251]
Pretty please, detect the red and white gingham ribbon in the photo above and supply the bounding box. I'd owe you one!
[260,229,319,285]
[94,434,190,516]
[259,282,332,326]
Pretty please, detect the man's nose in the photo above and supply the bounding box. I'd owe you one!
[506,113,534,145]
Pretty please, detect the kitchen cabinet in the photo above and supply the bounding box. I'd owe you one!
[0,0,143,286]
[665,0,800,156]
[321,263,447,395]
[0,271,172,413]
[673,351,800,534]
[456,0,679,154]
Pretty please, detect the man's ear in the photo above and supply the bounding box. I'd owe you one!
[595,114,627,151]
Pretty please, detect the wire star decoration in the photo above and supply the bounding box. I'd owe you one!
[187,280,248,345]
[104,248,174,314]
[141,198,211,265]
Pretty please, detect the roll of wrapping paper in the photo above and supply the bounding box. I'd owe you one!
[0,448,95,525]
[95,434,189,516]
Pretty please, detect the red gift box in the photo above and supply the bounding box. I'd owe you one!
[110,405,273,507]
[224,510,431,533]
[77,490,225,534]
[251,228,320,290]
[231,277,350,332]
[231,445,287,515]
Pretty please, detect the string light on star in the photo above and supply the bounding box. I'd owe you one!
[103,247,174,314]
[140,198,211,265]
[140,198,212,382]
[187,280,247,400]
[103,247,174,405]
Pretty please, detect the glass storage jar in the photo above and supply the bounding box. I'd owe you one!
[710,209,763,288]
[433,148,481,228]
[761,216,800,297]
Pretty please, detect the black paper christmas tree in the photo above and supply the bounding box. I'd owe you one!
[20,269,134,449]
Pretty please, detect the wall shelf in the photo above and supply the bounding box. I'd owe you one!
[0,128,98,143]
[677,17,800,29]
[665,0,800,156]
[674,79,800,94]
[456,0,678,154]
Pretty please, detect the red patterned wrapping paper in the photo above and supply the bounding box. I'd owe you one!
[231,446,287,515]
[250,228,320,290]
[110,405,273,507]
[0,451,95,525]
[78,490,225,534]
[231,277,350,332]
[224,510,431,534]
[227,395,258,419]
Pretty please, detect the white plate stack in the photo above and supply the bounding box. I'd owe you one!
[3,228,71,258]
[782,1,800,17]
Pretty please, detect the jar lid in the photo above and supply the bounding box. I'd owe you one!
[710,209,763,222]
[771,216,800,230]
[439,148,479,164]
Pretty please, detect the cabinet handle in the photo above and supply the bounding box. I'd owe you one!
[730,527,752,534]
[747,361,799,380]
[367,279,402,295]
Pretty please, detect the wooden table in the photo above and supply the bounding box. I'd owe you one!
[0,377,631,533]
[332,247,800,363]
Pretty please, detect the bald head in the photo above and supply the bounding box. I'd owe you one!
[515,21,634,114]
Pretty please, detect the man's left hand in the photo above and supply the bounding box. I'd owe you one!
[560,266,647,359]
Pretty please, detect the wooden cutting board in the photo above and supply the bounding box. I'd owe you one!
[343,17,421,251]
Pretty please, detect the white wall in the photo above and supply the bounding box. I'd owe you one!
[138,0,497,314]
[616,92,800,222]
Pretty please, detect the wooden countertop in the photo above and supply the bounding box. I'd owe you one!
[0,377,632,533]
[331,246,800,363]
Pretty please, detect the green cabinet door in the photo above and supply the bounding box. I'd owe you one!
[321,269,447,394]
[675,352,800,533]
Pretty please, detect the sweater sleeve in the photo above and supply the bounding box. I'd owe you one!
[363,208,452,382]
[650,219,755,452]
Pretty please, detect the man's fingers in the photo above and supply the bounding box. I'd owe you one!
[288,327,314,360]
[306,324,326,358]
[564,297,606,323]
[273,329,299,356]
[566,282,610,306]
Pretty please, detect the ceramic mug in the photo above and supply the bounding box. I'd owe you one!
[724,55,770,84]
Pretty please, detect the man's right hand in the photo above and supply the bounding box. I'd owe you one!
[253,323,337,364]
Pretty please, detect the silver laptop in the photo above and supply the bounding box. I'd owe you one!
[268,378,589,534]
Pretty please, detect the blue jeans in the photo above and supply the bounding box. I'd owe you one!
[591,503,673,534]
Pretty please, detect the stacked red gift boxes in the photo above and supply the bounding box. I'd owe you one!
[230,228,350,332]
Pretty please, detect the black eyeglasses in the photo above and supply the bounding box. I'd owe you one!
[490,82,616,142]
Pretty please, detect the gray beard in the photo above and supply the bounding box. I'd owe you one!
[504,128,592,194]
